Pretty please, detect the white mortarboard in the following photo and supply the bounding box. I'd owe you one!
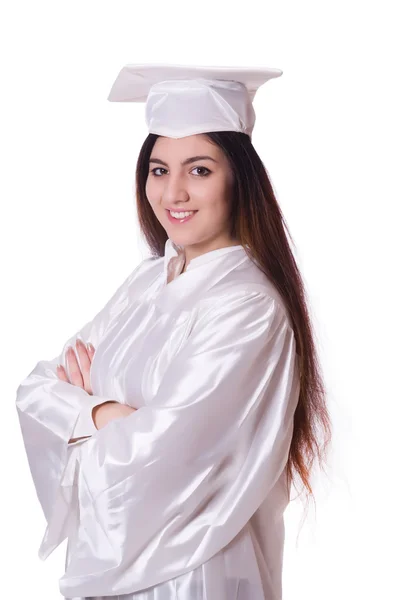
[107,63,282,139]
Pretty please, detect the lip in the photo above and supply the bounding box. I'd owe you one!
[166,209,198,224]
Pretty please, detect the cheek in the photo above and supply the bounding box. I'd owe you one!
[145,178,153,198]
[199,177,231,208]
[145,178,160,203]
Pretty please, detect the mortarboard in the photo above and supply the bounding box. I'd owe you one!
[107,63,282,139]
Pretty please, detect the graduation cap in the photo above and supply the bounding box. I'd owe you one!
[107,63,283,139]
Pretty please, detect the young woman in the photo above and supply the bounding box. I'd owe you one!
[16,65,331,600]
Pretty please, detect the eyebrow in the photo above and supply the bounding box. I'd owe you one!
[149,155,218,167]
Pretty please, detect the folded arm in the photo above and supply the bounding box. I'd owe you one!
[15,263,147,554]
[58,290,301,598]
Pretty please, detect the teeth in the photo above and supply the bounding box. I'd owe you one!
[170,210,195,219]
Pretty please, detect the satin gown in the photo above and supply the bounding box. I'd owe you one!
[16,238,300,599]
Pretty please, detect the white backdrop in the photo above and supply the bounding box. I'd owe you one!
[2,1,396,598]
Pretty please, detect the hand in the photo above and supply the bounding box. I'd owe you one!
[92,401,137,430]
[57,340,137,439]
[56,340,95,394]
[69,403,137,442]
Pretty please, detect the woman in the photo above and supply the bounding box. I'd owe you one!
[16,64,331,599]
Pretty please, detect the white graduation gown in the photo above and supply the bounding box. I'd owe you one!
[16,238,301,600]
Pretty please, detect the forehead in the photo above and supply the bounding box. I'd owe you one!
[151,134,221,158]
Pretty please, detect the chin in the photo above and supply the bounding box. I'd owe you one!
[166,231,199,246]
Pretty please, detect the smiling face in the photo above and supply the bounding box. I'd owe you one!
[145,134,238,262]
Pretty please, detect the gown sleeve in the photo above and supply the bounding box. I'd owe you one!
[59,289,301,598]
[15,260,148,560]
[69,395,106,440]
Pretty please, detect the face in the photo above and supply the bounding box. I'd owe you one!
[145,134,237,261]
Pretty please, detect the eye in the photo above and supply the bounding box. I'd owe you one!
[150,167,167,176]
[149,166,211,177]
[191,166,211,177]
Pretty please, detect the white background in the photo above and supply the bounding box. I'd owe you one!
[2,1,396,598]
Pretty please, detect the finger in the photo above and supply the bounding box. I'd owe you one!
[76,340,93,394]
[56,364,69,383]
[66,346,84,388]
[86,342,95,362]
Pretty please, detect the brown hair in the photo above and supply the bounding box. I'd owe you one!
[135,131,332,507]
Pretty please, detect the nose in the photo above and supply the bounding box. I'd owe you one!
[161,173,189,205]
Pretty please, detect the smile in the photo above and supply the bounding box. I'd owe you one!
[167,210,198,224]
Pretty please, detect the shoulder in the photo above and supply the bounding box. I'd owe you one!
[122,255,161,291]
[180,286,296,361]
[197,283,292,331]
[194,285,293,340]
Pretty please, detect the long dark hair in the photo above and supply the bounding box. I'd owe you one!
[135,131,332,507]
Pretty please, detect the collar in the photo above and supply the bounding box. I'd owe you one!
[163,237,246,283]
